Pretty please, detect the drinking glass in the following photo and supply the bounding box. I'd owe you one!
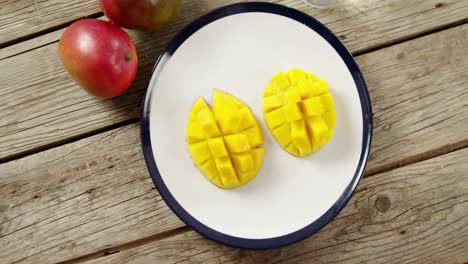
[303,0,337,8]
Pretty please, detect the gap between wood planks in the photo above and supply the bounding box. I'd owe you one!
[31,24,468,264]
[58,226,191,264]
[2,9,468,62]
[59,143,468,264]
[1,1,468,163]
[1,1,467,61]
[1,18,468,166]
[0,118,139,164]
[2,6,468,264]
[0,12,103,50]
[352,16,468,57]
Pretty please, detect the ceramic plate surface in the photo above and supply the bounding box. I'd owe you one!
[141,2,372,249]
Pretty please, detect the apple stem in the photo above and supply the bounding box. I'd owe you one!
[124,52,132,62]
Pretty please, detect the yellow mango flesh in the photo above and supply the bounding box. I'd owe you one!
[263,68,336,157]
[186,90,265,189]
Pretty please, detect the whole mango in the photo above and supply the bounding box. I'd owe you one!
[58,19,138,98]
[99,0,181,31]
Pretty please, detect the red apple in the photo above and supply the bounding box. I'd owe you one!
[58,19,138,98]
[99,0,181,31]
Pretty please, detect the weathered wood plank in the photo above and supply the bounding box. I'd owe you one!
[1,0,468,161]
[1,13,468,174]
[0,28,63,61]
[83,147,468,264]
[1,6,468,264]
[0,0,100,47]
[2,0,468,50]
[358,24,468,173]
[1,24,468,262]
[0,124,185,264]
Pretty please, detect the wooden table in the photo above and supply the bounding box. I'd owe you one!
[1,0,468,263]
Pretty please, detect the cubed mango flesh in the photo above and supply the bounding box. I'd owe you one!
[186,90,264,189]
[263,68,336,157]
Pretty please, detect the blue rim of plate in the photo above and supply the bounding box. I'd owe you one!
[141,2,373,249]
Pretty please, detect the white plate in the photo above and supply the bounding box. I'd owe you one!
[141,2,372,249]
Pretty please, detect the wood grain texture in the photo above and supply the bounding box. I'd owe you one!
[1,22,468,260]
[0,0,100,47]
[2,0,468,50]
[358,24,468,174]
[1,0,468,161]
[0,1,468,263]
[83,147,468,264]
[0,28,64,61]
[0,124,185,264]
[1,15,468,173]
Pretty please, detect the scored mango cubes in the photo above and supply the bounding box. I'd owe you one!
[186,90,265,189]
[263,68,336,157]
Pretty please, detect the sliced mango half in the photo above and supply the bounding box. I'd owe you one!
[263,68,336,157]
[186,90,265,189]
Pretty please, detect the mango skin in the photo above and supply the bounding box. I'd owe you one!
[58,19,138,98]
[263,69,336,157]
[186,90,265,189]
[99,0,181,31]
